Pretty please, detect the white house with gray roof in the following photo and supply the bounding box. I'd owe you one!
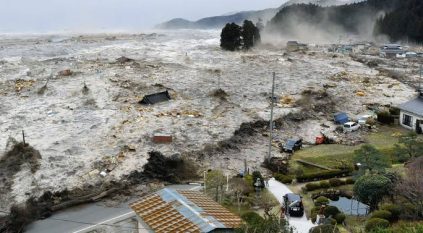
[398,90,423,134]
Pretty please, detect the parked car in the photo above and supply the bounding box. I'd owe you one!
[281,139,303,153]
[283,193,304,217]
[343,122,360,132]
[358,115,372,125]
[405,52,418,58]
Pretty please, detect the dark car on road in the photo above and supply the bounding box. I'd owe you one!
[281,139,303,153]
[283,193,304,217]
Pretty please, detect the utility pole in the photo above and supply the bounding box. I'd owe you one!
[419,63,422,90]
[268,72,276,160]
[22,130,26,145]
[226,174,229,192]
[203,171,207,194]
[218,72,221,90]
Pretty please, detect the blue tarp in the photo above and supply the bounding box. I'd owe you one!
[334,112,349,124]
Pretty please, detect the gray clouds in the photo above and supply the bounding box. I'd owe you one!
[0,0,284,33]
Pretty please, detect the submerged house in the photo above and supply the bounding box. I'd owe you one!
[130,188,243,233]
[398,89,423,134]
[380,44,405,58]
[287,41,308,52]
[139,90,171,105]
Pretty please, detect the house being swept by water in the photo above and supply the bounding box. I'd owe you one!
[398,89,423,134]
[286,41,308,52]
[130,188,243,233]
[380,44,405,58]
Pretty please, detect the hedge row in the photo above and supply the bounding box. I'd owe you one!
[297,169,352,182]
[274,174,293,184]
[305,178,354,191]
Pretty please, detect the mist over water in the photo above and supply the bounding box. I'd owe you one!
[0,0,283,34]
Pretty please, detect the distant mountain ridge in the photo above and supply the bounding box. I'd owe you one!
[157,0,362,29]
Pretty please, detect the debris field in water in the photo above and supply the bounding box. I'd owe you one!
[0,30,416,209]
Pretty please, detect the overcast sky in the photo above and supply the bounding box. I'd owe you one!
[0,0,285,33]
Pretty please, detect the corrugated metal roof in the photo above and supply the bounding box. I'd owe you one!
[130,188,242,233]
[398,98,423,116]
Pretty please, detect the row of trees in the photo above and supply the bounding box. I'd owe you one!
[220,20,261,51]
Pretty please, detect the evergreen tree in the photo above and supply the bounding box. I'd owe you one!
[354,174,393,211]
[353,144,390,175]
[220,23,242,51]
[241,20,260,50]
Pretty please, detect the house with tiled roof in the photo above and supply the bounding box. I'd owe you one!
[130,188,243,233]
[398,89,423,134]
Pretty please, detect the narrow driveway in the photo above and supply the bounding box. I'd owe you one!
[268,178,315,233]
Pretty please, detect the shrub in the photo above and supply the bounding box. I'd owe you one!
[274,174,293,184]
[377,111,394,125]
[371,210,393,222]
[320,181,331,189]
[305,182,321,191]
[329,178,344,187]
[297,169,353,182]
[252,171,265,188]
[381,204,401,222]
[389,107,400,116]
[314,196,330,206]
[402,203,418,219]
[365,218,390,232]
[345,178,355,184]
[244,175,254,187]
[323,206,340,218]
[310,206,320,224]
[241,212,264,226]
[334,213,346,224]
[310,224,340,233]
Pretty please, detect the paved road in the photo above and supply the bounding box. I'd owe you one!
[25,184,201,233]
[268,178,315,233]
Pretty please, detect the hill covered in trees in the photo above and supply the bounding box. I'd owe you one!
[267,0,423,43]
[375,0,423,42]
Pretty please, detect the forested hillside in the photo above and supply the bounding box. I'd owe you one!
[267,0,423,43]
[375,0,423,42]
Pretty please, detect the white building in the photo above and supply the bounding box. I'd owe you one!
[398,90,423,134]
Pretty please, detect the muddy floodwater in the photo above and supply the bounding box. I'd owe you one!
[0,30,416,209]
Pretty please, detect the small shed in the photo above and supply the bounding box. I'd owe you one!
[334,112,349,124]
[139,90,171,105]
[398,90,423,134]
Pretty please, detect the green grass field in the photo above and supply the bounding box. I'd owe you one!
[291,126,410,174]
